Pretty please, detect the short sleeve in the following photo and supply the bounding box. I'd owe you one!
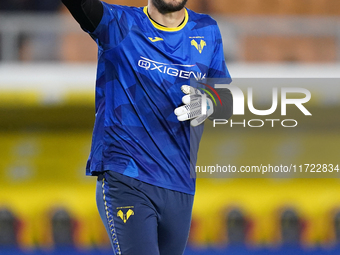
[207,24,232,82]
[87,3,134,50]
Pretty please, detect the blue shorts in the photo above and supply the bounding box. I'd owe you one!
[96,171,194,255]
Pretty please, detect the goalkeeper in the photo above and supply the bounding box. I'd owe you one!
[62,0,232,254]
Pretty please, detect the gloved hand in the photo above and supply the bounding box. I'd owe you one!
[174,85,214,127]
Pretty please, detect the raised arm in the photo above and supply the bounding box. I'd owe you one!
[62,0,104,33]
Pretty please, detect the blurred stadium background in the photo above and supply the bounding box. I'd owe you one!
[1,0,340,254]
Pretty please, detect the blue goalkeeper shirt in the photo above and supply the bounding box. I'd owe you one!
[85,3,231,195]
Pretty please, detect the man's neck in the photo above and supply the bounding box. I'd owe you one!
[147,3,185,28]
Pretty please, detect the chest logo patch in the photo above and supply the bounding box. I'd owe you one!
[191,39,206,54]
[149,37,164,42]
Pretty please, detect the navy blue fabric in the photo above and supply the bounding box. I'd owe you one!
[84,3,232,195]
[96,171,194,255]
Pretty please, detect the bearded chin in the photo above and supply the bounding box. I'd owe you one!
[152,0,188,14]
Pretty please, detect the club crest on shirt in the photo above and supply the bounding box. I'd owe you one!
[191,39,206,54]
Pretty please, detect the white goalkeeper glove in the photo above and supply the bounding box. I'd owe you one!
[174,85,214,127]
